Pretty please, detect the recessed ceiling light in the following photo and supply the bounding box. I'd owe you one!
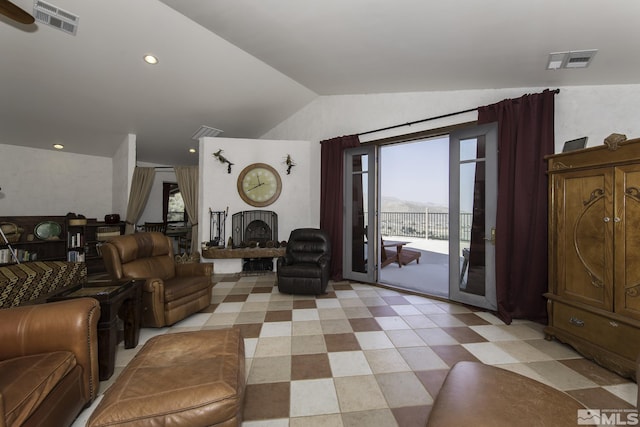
[189,148,197,153]
[53,144,64,149]
[143,54,159,65]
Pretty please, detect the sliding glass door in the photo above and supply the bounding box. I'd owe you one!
[341,123,497,312]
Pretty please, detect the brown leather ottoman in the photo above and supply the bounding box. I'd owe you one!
[426,361,586,427]
[88,328,245,427]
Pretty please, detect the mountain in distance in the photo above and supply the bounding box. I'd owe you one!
[381,196,448,213]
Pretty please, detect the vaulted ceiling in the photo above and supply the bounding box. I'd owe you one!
[2,0,639,165]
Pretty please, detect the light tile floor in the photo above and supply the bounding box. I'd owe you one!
[73,273,637,426]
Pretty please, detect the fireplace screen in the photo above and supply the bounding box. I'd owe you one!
[232,210,278,248]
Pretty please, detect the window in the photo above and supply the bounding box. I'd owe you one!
[163,182,187,223]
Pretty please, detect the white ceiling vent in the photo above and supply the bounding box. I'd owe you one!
[191,126,223,140]
[546,50,597,70]
[33,0,79,35]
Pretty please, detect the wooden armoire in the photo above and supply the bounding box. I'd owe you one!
[545,137,640,379]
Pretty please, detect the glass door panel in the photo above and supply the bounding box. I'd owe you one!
[449,123,497,310]
[343,145,376,283]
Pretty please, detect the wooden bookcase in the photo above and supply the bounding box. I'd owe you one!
[0,216,68,264]
[67,219,125,274]
[0,216,124,274]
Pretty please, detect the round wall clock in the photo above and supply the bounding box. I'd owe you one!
[237,163,282,207]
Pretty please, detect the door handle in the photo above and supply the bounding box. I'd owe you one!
[484,227,496,245]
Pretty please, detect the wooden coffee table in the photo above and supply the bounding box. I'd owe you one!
[48,278,142,380]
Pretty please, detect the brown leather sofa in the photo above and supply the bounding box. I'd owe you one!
[0,297,100,427]
[101,232,213,327]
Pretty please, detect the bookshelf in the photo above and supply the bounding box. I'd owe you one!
[0,216,124,273]
[0,216,67,264]
[67,219,125,274]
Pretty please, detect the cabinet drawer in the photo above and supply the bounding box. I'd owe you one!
[553,302,640,361]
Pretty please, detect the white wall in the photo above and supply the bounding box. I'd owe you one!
[0,144,113,218]
[199,136,318,273]
[263,84,640,154]
[554,85,640,151]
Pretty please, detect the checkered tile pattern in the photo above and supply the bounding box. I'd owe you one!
[74,273,637,427]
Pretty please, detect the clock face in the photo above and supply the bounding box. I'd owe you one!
[237,163,282,207]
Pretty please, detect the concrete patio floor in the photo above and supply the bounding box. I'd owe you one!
[378,237,461,299]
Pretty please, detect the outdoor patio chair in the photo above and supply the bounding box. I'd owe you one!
[381,238,421,268]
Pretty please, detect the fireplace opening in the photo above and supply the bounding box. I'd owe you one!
[244,220,272,246]
[232,210,278,247]
[232,210,279,272]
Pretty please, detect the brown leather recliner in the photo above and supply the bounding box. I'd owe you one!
[277,228,331,295]
[0,298,100,427]
[101,232,213,327]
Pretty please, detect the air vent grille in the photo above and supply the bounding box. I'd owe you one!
[33,0,79,35]
[192,126,223,140]
[546,50,597,70]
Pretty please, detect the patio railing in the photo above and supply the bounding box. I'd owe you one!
[377,211,472,241]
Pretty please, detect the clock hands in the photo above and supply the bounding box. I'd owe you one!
[248,175,265,191]
[248,182,265,191]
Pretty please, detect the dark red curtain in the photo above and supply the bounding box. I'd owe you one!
[320,134,360,280]
[478,89,556,324]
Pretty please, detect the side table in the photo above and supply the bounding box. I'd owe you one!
[48,278,142,380]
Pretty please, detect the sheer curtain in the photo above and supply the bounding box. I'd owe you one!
[320,134,360,280]
[124,167,155,234]
[174,166,199,254]
[478,89,556,324]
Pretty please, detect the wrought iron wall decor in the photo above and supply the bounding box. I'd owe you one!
[284,154,295,175]
[213,149,233,173]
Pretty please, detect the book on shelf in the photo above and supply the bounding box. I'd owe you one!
[0,248,11,263]
[0,248,34,263]
[67,250,85,262]
[68,231,83,249]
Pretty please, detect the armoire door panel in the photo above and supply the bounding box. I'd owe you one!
[615,165,640,320]
[556,170,613,310]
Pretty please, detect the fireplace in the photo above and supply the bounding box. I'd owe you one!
[232,210,278,247]
[232,210,279,272]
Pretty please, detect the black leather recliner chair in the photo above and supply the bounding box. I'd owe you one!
[277,228,332,295]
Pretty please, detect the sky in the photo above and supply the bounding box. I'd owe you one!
[380,135,479,212]
[380,136,450,206]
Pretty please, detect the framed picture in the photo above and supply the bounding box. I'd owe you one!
[562,137,588,152]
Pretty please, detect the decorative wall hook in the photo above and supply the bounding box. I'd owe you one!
[213,149,234,173]
[284,154,296,175]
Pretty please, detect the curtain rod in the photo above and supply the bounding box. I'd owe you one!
[357,88,560,137]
